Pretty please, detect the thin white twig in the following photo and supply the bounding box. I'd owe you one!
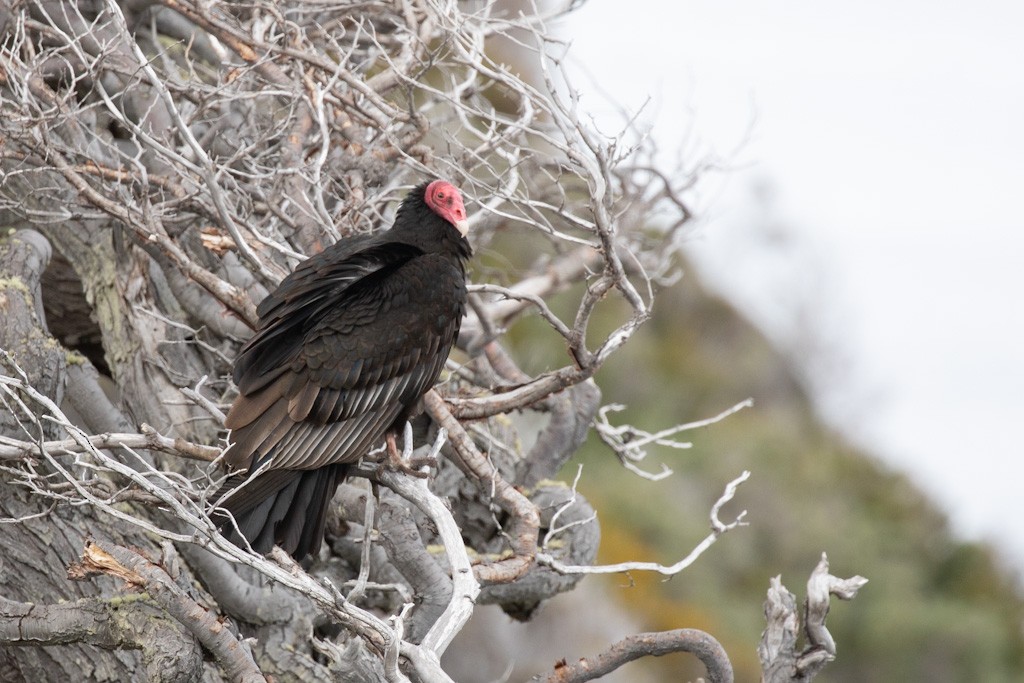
[596,399,754,479]
[538,471,750,576]
[180,376,228,424]
[542,464,596,549]
[384,603,414,683]
[346,479,377,604]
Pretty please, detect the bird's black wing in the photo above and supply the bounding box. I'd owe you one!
[223,248,466,482]
[229,238,419,395]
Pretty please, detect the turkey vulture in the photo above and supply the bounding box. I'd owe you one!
[216,180,471,560]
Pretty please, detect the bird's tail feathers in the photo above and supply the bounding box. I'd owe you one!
[213,464,347,561]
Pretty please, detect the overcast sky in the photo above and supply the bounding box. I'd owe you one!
[565,1,1024,569]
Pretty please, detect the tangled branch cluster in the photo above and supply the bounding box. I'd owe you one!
[0,2,863,681]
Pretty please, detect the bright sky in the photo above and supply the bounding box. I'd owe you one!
[566,1,1024,568]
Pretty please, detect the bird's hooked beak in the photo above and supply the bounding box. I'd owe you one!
[453,219,469,237]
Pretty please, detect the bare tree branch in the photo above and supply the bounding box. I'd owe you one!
[534,628,734,683]
[423,389,539,585]
[538,471,750,576]
[595,399,754,480]
[0,425,222,463]
[758,554,869,682]
[373,425,480,657]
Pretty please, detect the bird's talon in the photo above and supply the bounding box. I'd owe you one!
[404,465,432,479]
[409,455,438,470]
[376,456,431,478]
[382,437,432,478]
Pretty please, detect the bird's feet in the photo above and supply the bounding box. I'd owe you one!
[382,432,434,479]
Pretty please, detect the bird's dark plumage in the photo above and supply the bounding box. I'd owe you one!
[216,180,471,560]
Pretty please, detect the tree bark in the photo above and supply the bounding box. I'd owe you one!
[0,229,189,681]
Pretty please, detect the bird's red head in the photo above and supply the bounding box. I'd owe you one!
[424,180,469,237]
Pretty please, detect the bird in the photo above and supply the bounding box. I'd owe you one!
[214,179,471,560]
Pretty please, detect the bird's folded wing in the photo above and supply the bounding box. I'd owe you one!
[233,242,424,394]
[224,351,448,472]
[224,254,458,474]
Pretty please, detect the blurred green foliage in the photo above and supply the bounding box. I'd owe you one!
[499,252,1024,682]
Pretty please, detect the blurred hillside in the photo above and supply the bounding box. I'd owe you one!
[469,256,1024,681]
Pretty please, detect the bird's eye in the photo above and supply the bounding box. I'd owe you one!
[437,192,445,199]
